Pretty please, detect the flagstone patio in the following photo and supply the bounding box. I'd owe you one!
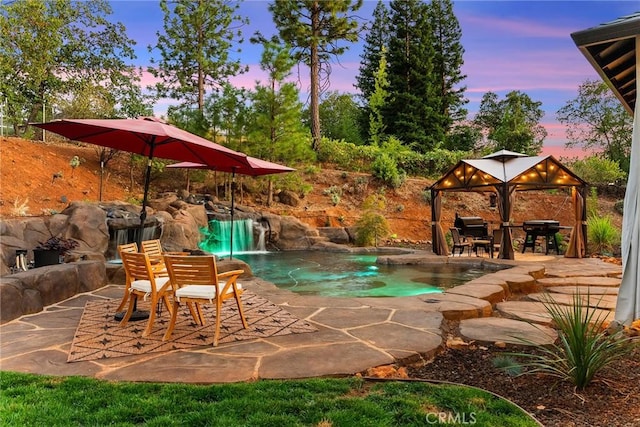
[0,251,622,383]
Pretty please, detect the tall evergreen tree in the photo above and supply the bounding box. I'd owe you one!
[427,0,467,131]
[355,0,390,102]
[369,46,389,146]
[269,0,363,153]
[148,0,247,112]
[247,37,313,204]
[384,0,442,152]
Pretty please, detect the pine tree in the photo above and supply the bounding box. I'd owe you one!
[427,0,467,132]
[355,0,390,102]
[149,0,247,111]
[369,46,389,146]
[247,37,313,204]
[269,0,363,153]
[384,0,442,152]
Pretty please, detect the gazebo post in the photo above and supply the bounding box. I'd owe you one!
[499,182,514,260]
[431,188,438,254]
[580,185,588,253]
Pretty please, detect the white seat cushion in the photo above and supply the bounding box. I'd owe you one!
[130,276,170,300]
[176,283,242,303]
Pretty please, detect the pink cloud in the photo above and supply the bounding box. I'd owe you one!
[462,14,576,39]
[540,144,596,160]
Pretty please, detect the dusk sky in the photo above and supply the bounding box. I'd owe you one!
[110,1,639,158]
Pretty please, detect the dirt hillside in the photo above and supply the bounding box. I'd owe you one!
[0,136,622,244]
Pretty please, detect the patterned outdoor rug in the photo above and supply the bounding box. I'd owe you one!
[68,291,317,362]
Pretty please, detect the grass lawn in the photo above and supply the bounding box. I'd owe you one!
[0,371,538,426]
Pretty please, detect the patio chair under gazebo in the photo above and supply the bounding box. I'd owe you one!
[430,150,588,260]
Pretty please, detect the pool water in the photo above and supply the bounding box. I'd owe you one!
[235,251,487,298]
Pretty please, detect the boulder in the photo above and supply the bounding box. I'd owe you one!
[0,279,25,323]
[161,209,201,251]
[61,202,110,254]
[278,189,300,207]
[148,192,179,212]
[276,216,319,250]
[317,227,350,244]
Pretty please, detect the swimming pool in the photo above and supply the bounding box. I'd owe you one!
[235,251,488,298]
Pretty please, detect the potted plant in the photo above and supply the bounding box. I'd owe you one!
[33,237,79,268]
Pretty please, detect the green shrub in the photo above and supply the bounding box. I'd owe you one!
[491,355,522,377]
[323,185,342,206]
[355,212,390,247]
[316,137,470,178]
[587,186,599,217]
[502,292,633,390]
[371,153,405,188]
[303,165,320,175]
[273,172,313,196]
[421,189,432,204]
[587,214,619,255]
[568,156,626,184]
[354,176,369,194]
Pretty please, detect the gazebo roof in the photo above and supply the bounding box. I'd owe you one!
[571,12,640,115]
[430,151,587,192]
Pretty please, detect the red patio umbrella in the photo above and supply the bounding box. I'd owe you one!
[167,158,294,259]
[30,117,252,244]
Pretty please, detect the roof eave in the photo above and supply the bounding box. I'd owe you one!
[571,14,640,116]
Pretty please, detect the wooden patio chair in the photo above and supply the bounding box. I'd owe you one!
[162,255,248,346]
[141,239,189,275]
[119,251,174,337]
[450,227,472,256]
[115,242,139,312]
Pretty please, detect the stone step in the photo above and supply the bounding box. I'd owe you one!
[496,300,554,325]
[445,283,506,305]
[418,293,492,321]
[527,292,617,310]
[544,266,622,278]
[460,317,557,346]
[497,300,615,326]
[489,272,538,293]
[547,285,618,296]
[537,276,621,287]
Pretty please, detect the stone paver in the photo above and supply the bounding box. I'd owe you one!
[445,283,506,304]
[496,301,554,325]
[490,272,539,293]
[460,317,558,345]
[547,285,618,295]
[417,293,492,320]
[259,342,393,379]
[0,253,624,383]
[527,292,618,310]
[537,276,621,287]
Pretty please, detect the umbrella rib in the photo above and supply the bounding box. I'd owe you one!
[173,140,246,167]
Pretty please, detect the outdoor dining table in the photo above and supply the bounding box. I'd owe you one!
[521,220,571,255]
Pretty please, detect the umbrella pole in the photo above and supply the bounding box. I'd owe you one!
[138,155,153,248]
[115,148,155,322]
[229,170,236,260]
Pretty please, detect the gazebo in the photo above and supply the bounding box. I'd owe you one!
[430,150,588,260]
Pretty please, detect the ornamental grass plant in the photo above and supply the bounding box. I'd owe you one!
[504,292,634,390]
